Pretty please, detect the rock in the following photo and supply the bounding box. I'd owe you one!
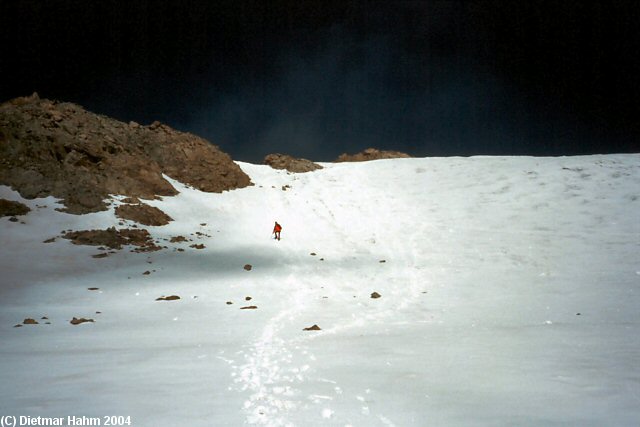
[310,252,316,256]
[156,295,180,301]
[23,318,39,325]
[240,305,258,310]
[70,317,94,325]
[0,95,252,214]
[115,203,172,226]
[245,296,252,301]
[379,259,386,263]
[244,264,252,271]
[0,199,30,217]
[303,324,322,331]
[335,148,411,162]
[43,237,56,243]
[226,301,233,305]
[63,227,161,252]
[190,243,206,249]
[264,153,323,173]
[371,292,382,299]
[121,197,141,204]
[8,216,18,222]
[170,235,188,243]
[92,253,108,258]
[143,271,151,275]
[87,287,99,290]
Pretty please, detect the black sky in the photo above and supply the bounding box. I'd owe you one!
[1,0,639,161]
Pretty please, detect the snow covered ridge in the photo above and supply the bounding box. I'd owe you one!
[1,154,639,426]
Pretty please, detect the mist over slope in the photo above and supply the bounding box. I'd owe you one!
[1,154,639,426]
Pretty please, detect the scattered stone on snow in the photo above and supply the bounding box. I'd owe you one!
[226,301,233,305]
[303,324,322,331]
[245,296,252,301]
[244,264,252,271]
[23,318,38,325]
[371,292,382,299]
[43,237,56,243]
[8,216,18,222]
[156,295,180,301]
[190,243,206,249]
[70,317,94,325]
[63,227,161,252]
[92,253,108,258]
[240,305,258,310]
[310,252,316,256]
[88,287,99,291]
[143,271,151,275]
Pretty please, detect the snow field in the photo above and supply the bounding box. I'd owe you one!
[1,154,639,426]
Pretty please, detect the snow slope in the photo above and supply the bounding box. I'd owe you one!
[1,155,639,426]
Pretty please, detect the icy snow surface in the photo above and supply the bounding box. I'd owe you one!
[1,155,639,426]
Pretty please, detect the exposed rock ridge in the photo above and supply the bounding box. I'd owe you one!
[0,93,252,213]
[334,147,411,162]
[263,153,323,173]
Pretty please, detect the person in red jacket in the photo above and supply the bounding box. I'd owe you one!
[272,221,282,240]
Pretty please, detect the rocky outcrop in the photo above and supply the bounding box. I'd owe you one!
[264,153,323,173]
[62,227,161,252]
[0,93,252,214]
[115,202,173,226]
[334,148,411,162]
[0,199,30,217]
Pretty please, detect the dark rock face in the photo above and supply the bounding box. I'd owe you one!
[0,93,252,214]
[334,148,411,162]
[0,199,30,217]
[264,153,323,173]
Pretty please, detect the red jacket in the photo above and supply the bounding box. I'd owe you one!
[273,223,282,233]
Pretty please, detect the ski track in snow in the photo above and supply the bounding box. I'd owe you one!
[230,165,428,426]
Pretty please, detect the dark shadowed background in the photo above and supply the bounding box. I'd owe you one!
[1,0,639,162]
